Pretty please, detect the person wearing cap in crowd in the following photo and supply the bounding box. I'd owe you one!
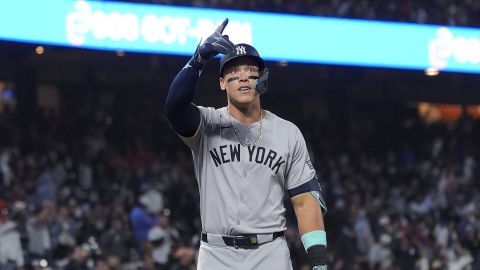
[129,189,163,254]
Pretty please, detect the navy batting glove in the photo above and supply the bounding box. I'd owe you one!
[308,245,327,270]
[255,68,269,94]
[193,18,236,65]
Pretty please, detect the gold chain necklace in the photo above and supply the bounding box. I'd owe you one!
[227,107,263,147]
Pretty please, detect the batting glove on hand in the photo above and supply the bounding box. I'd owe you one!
[308,245,327,270]
[255,68,269,94]
[193,18,236,65]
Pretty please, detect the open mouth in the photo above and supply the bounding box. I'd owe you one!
[238,86,251,92]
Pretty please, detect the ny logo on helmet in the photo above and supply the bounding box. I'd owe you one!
[236,46,246,55]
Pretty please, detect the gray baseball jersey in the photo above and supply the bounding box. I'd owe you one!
[180,106,316,235]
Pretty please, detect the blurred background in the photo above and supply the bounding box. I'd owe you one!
[0,0,479,270]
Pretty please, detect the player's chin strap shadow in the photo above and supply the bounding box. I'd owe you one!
[255,68,269,95]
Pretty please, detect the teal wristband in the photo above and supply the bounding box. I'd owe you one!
[301,230,327,251]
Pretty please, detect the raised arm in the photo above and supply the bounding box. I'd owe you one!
[164,19,235,137]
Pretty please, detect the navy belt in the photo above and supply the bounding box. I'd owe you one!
[201,231,284,249]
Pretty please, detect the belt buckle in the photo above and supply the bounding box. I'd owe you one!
[250,235,258,245]
[233,235,258,249]
[233,235,242,249]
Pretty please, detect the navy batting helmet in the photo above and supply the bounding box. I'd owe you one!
[219,43,264,77]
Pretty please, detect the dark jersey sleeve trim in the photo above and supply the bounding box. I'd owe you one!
[289,177,328,214]
[288,177,321,198]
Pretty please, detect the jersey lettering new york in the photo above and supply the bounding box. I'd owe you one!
[209,144,285,174]
[178,106,316,235]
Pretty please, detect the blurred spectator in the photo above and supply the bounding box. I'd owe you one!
[461,224,480,269]
[353,208,374,258]
[100,218,131,262]
[129,189,163,253]
[50,206,77,260]
[122,250,145,270]
[368,234,393,269]
[169,247,196,270]
[0,148,14,188]
[27,201,54,262]
[0,200,24,270]
[63,245,90,270]
[147,213,179,269]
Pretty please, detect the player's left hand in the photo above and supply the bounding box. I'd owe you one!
[308,245,327,270]
[255,68,269,94]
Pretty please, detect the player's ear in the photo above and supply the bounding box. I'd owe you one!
[219,77,226,91]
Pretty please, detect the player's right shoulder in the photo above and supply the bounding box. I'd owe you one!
[196,105,219,116]
[195,105,225,125]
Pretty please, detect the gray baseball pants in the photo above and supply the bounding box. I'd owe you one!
[197,237,293,270]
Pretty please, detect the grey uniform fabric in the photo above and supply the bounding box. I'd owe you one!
[179,106,316,269]
[198,237,292,270]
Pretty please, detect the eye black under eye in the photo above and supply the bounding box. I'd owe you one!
[227,76,239,82]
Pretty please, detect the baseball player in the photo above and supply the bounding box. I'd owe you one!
[165,19,328,270]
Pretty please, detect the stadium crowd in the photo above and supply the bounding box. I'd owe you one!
[118,0,480,27]
[1,0,480,269]
[0,83,479,270]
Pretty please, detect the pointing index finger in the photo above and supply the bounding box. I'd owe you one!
[215,18,229,34]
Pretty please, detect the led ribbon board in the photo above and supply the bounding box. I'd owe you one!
[1,0,480,73]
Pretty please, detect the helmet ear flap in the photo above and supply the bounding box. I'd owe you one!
[255,68,269,95]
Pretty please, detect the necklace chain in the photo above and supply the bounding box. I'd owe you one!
[227,107,263,147]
